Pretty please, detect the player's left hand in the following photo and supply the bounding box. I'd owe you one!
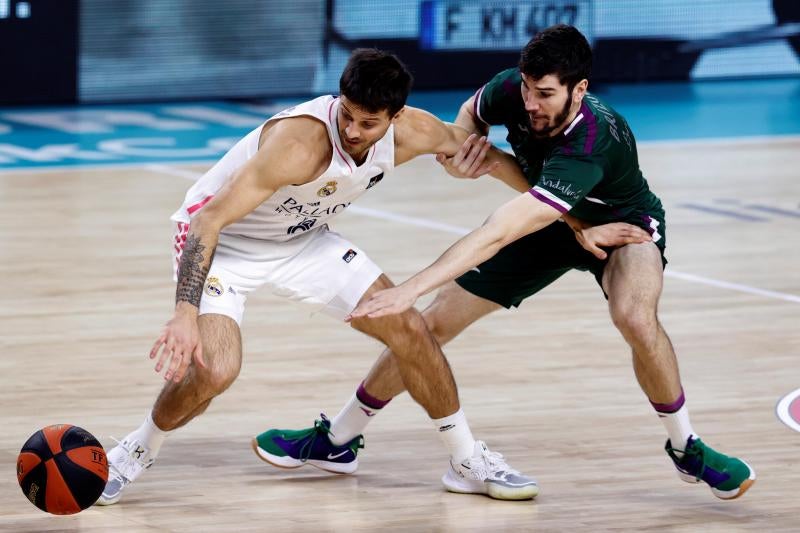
[436,134,499,179]
[575,222,651,260]
[345,285,419,321]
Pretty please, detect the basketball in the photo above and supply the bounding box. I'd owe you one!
[16,424,108,515]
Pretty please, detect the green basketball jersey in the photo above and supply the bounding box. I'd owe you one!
[475,68,665,246]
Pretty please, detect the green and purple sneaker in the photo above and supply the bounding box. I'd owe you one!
[252,414,363,474]
[666,436,755,500]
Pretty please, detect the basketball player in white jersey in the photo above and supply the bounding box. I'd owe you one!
[94,48,551,505]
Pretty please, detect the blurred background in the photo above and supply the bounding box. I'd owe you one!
[2,0,799,104]
[1,0,798,171]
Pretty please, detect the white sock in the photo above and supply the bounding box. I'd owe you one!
[433,409,475,464]
[125,411,170,459]
[658,405,697,458]
[329,394,379,445]
[329,383,390,446]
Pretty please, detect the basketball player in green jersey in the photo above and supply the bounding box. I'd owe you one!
[263,25,755,500]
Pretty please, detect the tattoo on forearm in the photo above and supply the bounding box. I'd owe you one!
[176,233,215,307]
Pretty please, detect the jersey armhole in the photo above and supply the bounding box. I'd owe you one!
[473,86,490,125]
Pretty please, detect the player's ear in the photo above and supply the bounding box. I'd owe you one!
[573,79,589,103]
[390,106,405,122]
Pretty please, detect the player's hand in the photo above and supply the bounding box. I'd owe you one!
[436,134,499,179]
[574,222,652,260]
[345,285,419,321]
[149,311,207,383]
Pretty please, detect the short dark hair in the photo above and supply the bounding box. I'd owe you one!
[519,24,592,92]
[339,48,413,116]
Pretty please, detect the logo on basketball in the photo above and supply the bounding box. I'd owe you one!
[776,387,800,432]
[204,277,224,297]
[317,181,338,197]
[28,483,39,504]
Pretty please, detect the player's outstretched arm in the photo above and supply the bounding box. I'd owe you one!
[346,192,561,320]
[437,132,529,191]
[394,107,529,191]
[151,118,328,383]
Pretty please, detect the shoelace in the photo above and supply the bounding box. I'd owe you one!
[295,420,331,462]
[458,441,520,481]
[478,442,521,476]
[668,440,707,482]
[108,437,152,481]
[293,419,364,462]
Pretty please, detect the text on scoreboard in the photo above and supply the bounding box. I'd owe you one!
[420,0,593,51]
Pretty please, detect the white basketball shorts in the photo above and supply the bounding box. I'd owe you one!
[172,223,382,324]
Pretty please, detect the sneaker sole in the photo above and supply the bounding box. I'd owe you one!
[250,438,358,475]
[94,494,120,506]
[677,460,756,500]
[441,468,538,501]
[711,460,757,500]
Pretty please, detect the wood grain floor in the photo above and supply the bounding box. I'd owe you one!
[1,139,798,531]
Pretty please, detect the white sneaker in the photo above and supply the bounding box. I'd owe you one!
[442,441,539,500]
[95,437,155,506]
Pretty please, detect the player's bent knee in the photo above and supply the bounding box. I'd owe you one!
[352,308,432,349]
[612,310,658,346]
[385,310,434,351]
[193,361,240,396]
[421,311,449,345]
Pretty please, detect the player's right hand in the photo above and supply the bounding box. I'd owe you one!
[436,134,499,179]
[575,222,652,260]
[149,312,207,383]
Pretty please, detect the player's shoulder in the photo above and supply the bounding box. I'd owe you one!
[557,93,624,156]
[487,67,521,86]
[261,114,329,152]
[256,115,331,177]
[394,106,440,137]
[582,92,623,120]
[483,68,522,98]
[478,68,523,122]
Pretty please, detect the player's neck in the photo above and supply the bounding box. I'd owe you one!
[350,150,369,165]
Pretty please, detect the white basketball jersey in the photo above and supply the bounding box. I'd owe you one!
[171,95,395,242]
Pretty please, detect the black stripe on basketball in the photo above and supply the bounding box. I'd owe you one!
[21,430,54,462]
[54,452,106,509]
[60,425,102,452]
[18,457,48,510]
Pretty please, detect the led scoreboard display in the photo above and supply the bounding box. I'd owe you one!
[0,0,78,104]
[419,0,593,50]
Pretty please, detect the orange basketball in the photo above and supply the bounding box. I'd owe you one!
[17,424,108,515]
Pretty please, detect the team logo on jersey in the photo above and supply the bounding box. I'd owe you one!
[342,249,357,263]
[317,181,338,197]
[204,277,224,297]
[366,172,384,189]
[287,217,316,234]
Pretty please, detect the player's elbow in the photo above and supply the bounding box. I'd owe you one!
[189,209,223,236]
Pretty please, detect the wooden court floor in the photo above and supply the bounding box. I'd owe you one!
[1,140,799,531]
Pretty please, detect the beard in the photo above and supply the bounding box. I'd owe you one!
[531,93,574,138]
